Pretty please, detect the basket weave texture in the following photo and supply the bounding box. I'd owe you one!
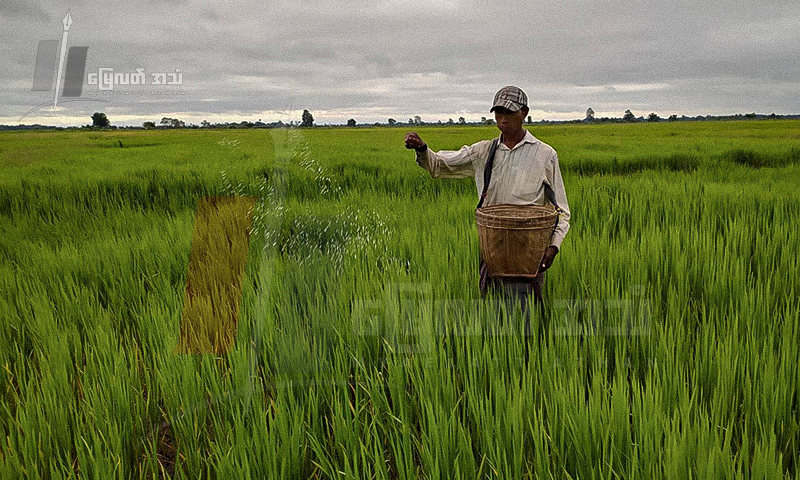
[475,204,558,278]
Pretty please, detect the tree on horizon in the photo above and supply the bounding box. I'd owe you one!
[623,109,636,122]
[91,112,110,128]
[301,109,314,127]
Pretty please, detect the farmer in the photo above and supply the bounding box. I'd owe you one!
[404,86,570,334]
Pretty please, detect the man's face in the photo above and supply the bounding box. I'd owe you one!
[493,106,527,136]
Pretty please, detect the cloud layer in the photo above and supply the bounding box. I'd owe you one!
[2,0,799,125]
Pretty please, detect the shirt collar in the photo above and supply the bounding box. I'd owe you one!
[498,130,539,150]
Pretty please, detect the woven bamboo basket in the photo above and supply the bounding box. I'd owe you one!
[475,204,559,278]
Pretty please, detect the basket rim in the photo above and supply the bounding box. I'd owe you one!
[476,224,555,230]
[476,204,557,215]
[476,209,558,223]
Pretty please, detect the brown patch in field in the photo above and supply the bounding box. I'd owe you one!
[175,195,257,354]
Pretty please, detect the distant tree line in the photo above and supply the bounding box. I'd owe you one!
[87,109,800,130]
[574,108,784,125]
[3,109,797,131]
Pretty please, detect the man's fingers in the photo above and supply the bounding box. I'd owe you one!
[540,249,557,272]
[405,132,424,149]
[539,251,554,271]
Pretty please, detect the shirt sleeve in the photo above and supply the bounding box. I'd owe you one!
[415,142,484,179]
[545,151,571,249]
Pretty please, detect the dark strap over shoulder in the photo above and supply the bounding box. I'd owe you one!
[476,138,499,210]
[543,182,560,210]
[544,182,561,232]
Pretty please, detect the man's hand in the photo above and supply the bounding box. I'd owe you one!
[404,132,427,151]
[538,246,559,273]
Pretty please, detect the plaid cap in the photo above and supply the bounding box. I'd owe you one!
[490,86,528,112]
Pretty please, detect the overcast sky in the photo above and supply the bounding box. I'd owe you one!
[2,0,799,126]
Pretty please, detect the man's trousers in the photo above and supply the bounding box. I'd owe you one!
[479,257,547,341]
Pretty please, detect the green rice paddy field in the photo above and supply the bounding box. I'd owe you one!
[1,121,799,478]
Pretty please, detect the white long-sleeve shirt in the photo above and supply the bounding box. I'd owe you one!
[415,129,571,249]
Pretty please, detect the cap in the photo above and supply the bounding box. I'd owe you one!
[490,86,528,113]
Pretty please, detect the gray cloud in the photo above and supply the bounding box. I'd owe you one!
[0,0,52,23]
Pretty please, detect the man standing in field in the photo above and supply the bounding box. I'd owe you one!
[404,86,571,331]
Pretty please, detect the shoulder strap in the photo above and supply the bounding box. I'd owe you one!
[476,138,500,210]
[543,182,560,210]
[543,182,561,232]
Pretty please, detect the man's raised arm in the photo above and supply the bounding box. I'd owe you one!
[404,132,478,179]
